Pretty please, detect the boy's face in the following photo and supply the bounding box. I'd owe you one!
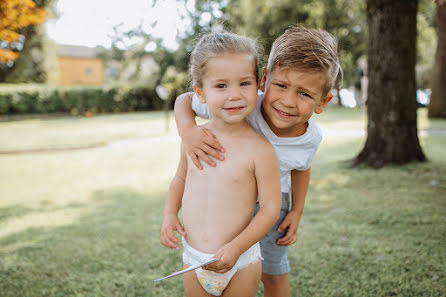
[194,53,258,125]
[260,67,332,137]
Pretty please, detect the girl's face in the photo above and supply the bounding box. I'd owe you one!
[194,53,258,126]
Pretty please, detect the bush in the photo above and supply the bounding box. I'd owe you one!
[0,84,165,115]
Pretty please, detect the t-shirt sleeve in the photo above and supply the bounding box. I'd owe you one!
[191,94,211,119]
[299,124,322,170]
[284,121,323,172]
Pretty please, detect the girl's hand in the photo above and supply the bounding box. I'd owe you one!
[203,242,242,273]
[160,214,186,249]
[183,126,225,169]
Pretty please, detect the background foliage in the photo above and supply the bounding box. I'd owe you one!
[0,0,438,111]
[0,84,164,115]
[0,0,46,62]
[0,0,57,83]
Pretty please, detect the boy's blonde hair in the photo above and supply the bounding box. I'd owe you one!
[190,32,260,88]
[266,26,342,96]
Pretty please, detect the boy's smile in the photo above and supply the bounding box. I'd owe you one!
[260,67,332,137]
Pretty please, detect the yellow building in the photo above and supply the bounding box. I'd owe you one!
[56,44,104,86]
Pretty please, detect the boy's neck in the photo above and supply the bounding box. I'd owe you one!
[272,123,308,138]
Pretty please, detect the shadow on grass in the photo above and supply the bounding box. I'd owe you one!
[292,138,446,296]
[0,205,34,224]
[1,136,445,297]
[0,187,184,297]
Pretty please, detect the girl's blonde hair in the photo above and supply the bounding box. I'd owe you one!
[190,32,260,88]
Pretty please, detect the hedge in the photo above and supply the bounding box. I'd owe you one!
[0,84,166,115]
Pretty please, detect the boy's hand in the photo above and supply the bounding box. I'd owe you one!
[276,210,300,245]
[203,242,241,273]
[160,214,186,249]
[183,126,225,170]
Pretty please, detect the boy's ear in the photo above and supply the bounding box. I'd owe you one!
[315,93,333,114]
[193,85,206,104]
[260,67,267,92]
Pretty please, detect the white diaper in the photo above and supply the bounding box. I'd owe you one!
[182,238,261,296]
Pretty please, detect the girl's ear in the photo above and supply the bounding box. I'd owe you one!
[193,85,206,103]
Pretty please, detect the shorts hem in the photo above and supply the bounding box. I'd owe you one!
[261,263,290,275]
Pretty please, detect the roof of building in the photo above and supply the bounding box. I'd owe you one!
[56,44,100,58]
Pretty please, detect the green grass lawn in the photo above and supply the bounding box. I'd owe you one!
[0,107,445,297]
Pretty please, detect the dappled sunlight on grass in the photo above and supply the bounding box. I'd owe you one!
[308,192,335,202]
[0,186,182,297]
[417,108,445,130]
[311,172,352,187]
[0,206,87,240]
[0,111,178,151]
[0,109,444,296]
[0,113,186,296]
[0,239,40,255]
[317,106,446,133]
[314,137,364,166]
[0,137,180,208]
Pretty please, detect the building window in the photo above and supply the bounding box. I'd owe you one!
[85,67,93,76]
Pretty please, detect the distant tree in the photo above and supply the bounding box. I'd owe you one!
[175,0,228,74]
[428,0,446,118]
[0,0,45,63]
[97,22,158,85]
[0,0,57,83]
[353,0,426,168]
[224,0,367,87]
[225,0,322,68]
[322,0,367,87]
[416,0,437,88]
[97,0,225,91]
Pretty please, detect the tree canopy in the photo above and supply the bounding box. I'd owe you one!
[223,0,367,87]
[0,0,437,92]
[0,0,46,63]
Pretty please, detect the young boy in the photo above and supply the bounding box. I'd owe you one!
[167,27,341,297]
[160,32,282,297]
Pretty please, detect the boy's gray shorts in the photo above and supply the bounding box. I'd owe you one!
[254,192,290,275]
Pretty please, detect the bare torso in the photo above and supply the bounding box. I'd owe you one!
[182,124,262,253]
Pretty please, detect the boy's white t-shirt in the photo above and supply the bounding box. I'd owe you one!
[191,92,322,193]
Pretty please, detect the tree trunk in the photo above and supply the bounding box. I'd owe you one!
[353,0,426,168]
[428,0,446,118]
